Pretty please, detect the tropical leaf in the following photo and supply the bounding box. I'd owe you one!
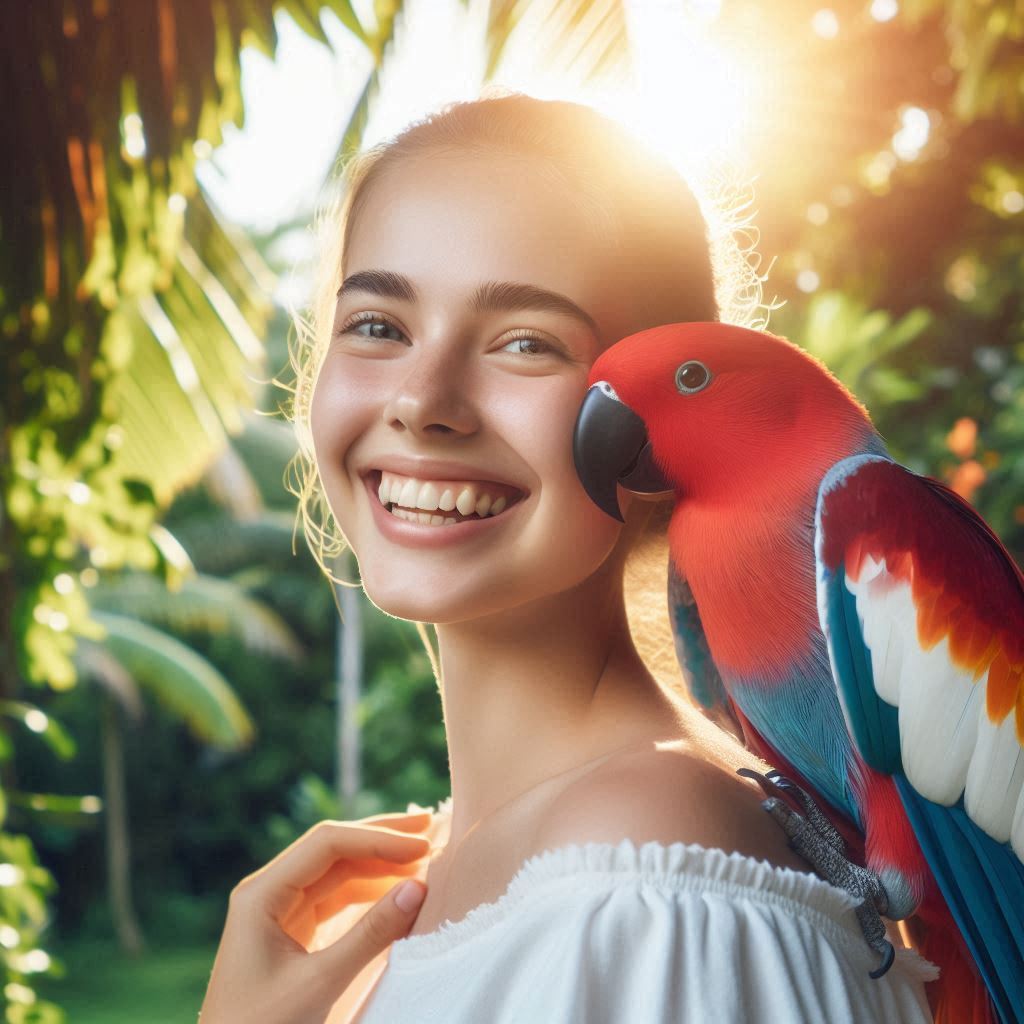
[202,442,266,520]
[80,613,256,750]
[799,290,934,403]
[0,701,77,761]
[7,792,103,830]
[170,510,307,575]
[0,0,398,1008]
[473,0,632,84]
[73,637,146,720]
[221,410,300,511]
[89,572,306,664]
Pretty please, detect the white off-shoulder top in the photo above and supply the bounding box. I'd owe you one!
[351,797,938,1023]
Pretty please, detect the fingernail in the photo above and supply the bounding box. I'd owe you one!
[394,879,426,913]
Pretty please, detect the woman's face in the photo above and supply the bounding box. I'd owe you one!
[311,151,648,624]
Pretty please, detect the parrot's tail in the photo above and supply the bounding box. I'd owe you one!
[915,890,998,1024]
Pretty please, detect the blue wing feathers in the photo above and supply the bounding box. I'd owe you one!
[822,560,902,772]
[818,453,1024,1022]
[895,774,1024,1024]
[668,561,729,711]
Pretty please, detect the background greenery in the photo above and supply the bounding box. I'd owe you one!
[1,0,1021,1020]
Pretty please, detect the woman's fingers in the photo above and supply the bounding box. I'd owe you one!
[356,809,433,831]
[202,876,429,1024]
[311,878,427,982]
[298,850,425,910]
[235,822,431,920]
[280,858,426,944]
[201,815,435,1024]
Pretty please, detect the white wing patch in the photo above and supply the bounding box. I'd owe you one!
[966,710,1024,856]
[845,554,1024,859]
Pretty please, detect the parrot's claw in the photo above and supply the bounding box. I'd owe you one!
[762,769,847,853]
[867,935,896,979]
[736,768,895,979]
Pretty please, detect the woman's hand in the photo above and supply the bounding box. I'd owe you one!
[199,810,432,1024]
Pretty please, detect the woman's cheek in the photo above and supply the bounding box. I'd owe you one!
[310,362,372,521]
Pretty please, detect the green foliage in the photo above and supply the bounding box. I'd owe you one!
[36,935,217,1024]
[766,0,1024,563]
[358,610,448,811]
[0,704,76,764]
[901,0,1024,122]
[89,570,306,667]
[799,291,935,406]
[81,613,255,751]
[0,835,65,1023]
[0,2,408,1015]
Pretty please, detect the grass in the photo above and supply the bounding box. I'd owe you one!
[36,935,219,1024]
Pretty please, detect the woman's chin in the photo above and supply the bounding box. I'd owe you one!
[358,577,502,625]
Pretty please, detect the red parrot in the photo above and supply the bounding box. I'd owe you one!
[572,321,1023,1024]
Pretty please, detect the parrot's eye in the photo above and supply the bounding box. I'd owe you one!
[675,360,712,394]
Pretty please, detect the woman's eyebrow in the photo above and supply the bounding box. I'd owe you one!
[337,269,599,335]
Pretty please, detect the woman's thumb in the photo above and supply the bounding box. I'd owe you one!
[315,879,427,982]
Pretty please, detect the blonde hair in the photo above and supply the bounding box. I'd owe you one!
[280,88,771,689]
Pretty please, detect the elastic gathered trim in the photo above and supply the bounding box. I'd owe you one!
[388,817,938,983]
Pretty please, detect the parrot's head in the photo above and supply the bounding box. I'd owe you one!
[573,321,876,521]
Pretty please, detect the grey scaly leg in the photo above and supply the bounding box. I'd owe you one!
[737,767,896,979]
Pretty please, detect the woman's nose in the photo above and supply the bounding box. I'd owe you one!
[381,344,481,438]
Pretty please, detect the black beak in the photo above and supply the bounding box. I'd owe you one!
[572,381,673,522]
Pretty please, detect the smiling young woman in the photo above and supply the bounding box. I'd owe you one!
[200,90,938,1024]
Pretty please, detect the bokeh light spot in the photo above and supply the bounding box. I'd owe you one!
[892,106,930,160]
[870,0,899,22]
[807,202,829,225]
[1001,190,1023,214]
[796,269,820,292]
[811,9,839,38]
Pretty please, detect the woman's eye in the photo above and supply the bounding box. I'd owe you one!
[336,316,559,358]
[501,334,558,357]
[337,313,405,342]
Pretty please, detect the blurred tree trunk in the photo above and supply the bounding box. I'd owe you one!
[101,695,145,956]
[337,550,363,815]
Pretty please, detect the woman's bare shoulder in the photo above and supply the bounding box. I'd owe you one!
[531,740,812,875]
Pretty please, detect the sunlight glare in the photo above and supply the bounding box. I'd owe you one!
[206,0,768,223]
[355,0,488,149]
[488,0,768,183]
[613,1,764,178]
[203,0,771,316]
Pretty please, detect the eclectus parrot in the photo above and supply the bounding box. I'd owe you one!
[572,321,1024,1024]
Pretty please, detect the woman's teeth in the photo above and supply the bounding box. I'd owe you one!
[377,471,516,527]
[391,507,465,527]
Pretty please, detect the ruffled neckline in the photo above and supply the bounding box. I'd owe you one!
[389,796,938,981]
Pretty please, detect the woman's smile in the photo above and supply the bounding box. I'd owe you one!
[362,470,530,548]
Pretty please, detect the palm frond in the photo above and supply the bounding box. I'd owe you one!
[170,510,308,575]
[71,641,146,722]
[84,612,256,751]
[89,572,306,664]
[483,0,631,84]
[228,410,302,511]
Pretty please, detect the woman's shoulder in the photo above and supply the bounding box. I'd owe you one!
[531,739,813,875]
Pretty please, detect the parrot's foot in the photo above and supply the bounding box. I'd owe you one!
[736,767,896,979]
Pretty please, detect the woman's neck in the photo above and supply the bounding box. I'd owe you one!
[433,562,685,845]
